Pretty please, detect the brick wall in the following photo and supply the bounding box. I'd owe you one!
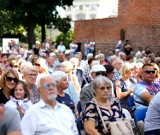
[74,0,160,54]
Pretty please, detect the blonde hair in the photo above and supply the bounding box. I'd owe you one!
[61,61,73,72]
[151,63,160,78]
[120,62,133,76]
[0,69,19,89]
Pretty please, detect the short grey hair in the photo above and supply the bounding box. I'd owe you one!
[22,65,38,75]
[36,74,52,89]
[52,71,68,82]
[91,76,111,94]
[53,64,65,71]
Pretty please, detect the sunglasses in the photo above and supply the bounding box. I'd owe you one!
[143,70,155,74]
[43,83,57,89]
[96,72,106,76]
[5,76,18,83]
[99,86,112,90]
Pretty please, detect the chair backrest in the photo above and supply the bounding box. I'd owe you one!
[134,107,148,123]
[128,95,136,112]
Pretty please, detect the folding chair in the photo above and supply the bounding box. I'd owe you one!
[128,95,136,112]
[134,107,148,123]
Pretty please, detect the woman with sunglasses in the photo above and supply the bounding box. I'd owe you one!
[0,69,19,104]
[83,76,124,135]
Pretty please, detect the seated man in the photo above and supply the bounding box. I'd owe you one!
[134,64,160,108]
[144,91,160,134]
[21,74,78,135]
[0,105,21,135]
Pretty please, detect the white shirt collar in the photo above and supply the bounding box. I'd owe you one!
[38,99,61,110]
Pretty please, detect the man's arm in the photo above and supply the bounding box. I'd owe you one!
[7,131,21,135]
[140,91,153,103]
[4,107,22,135]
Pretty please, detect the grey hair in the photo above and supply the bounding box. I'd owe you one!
[36,74,52,89]
[52,71,68,82]
[91,76,111,94]
[22,65,38,75]
[112,58,122,66]
[53,64,65,71]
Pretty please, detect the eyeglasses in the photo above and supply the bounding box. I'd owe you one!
[28,74,38,77]
[42,83,57,89]
[143,70,155,74]
[96,72,106,76]
[5,76,18,83]
[99,86,112,90]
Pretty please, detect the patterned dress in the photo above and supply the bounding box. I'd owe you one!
[82,99,124,135]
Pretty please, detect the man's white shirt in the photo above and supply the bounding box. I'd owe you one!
[21,99,78,135]
[57,45,66,53]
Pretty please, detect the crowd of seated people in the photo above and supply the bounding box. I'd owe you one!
[0,40,160,135]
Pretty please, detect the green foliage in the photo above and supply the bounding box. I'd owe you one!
[55,30,74,49]
[0,0,73,49]
[53,17,71,34]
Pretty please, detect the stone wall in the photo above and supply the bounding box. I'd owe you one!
[74,0,160,54]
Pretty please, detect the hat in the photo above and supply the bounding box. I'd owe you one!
[91,65,106,73]
[65,51,70,55]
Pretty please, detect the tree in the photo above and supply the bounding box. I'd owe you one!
[55,30,74,49]
[0,0,73,49]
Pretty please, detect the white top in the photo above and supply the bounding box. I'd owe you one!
[70,43,77,52]
[5,97,32,112]
[21,99,78,135]
[57,45,66,53]
[89,42,95,50]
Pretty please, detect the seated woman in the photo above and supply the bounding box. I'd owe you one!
[115,62,136,112]
[52,71,75,113]
[151,62,160,85]
[83,76,124,135]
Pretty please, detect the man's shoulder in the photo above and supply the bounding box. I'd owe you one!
[81,84,91,92]
[57,102,73,113]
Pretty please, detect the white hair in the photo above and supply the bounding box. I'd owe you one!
[87,53,93,60]
[36,74,52,89]
[52,71,68,82]
[70,57,79,67]
[112,58,122,66]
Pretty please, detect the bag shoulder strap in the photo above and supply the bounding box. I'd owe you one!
[133,93,148,106]
[133,99,148,106]
[93,99,108,132]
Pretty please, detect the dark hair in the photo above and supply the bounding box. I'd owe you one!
[126,55,133,61]
[104,64,114,75]
[13,80,30,99]
[88,57,95,65]
[2,53,8,58]
[142,63,153,70]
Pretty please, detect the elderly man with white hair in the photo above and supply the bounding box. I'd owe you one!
[21,74,78,135]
